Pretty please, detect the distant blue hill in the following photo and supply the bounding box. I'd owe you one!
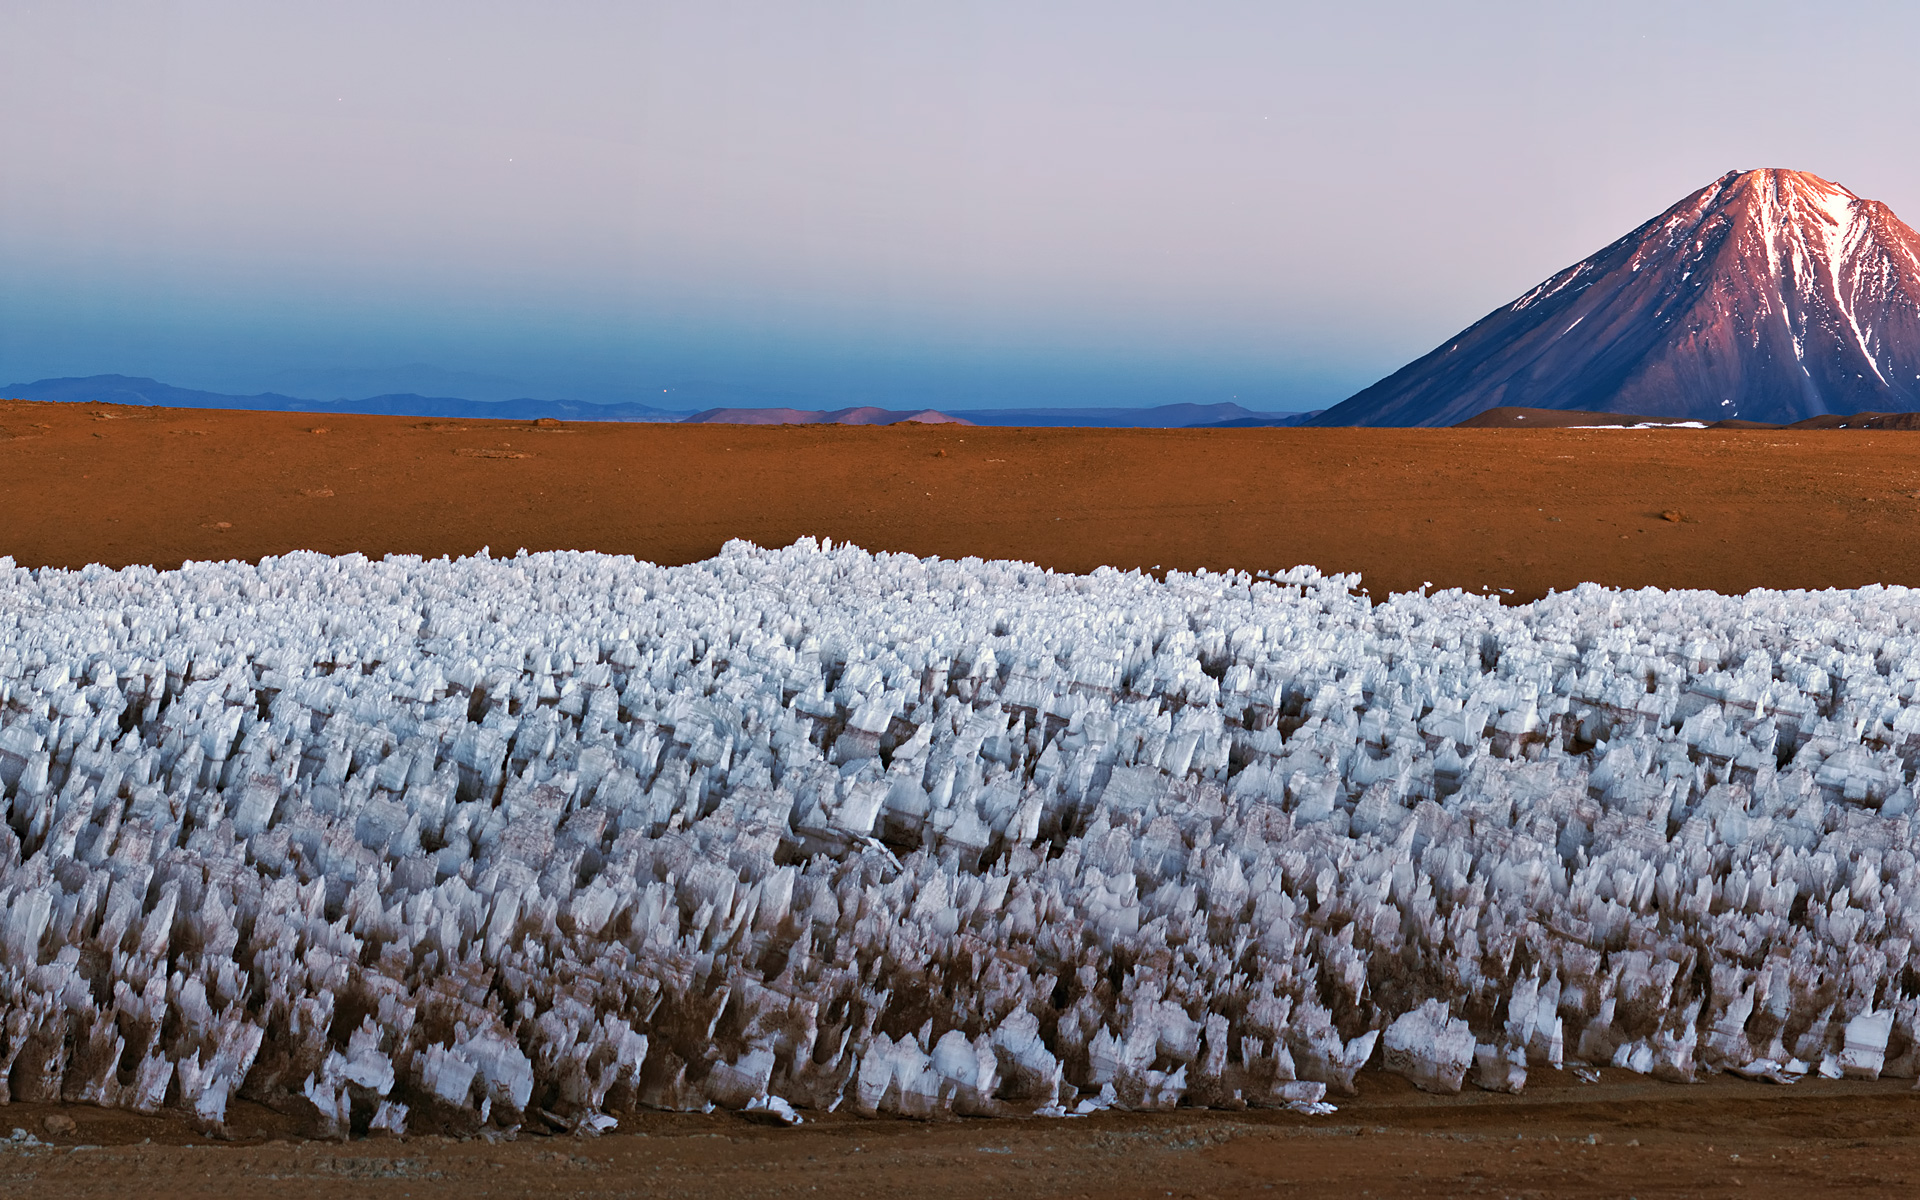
[1183,413,1326,428]
[4,376,1320,428]
[2,375,690,422]
[950,402,1317,428]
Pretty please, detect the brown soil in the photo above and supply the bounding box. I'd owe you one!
[0,1069,1913,1198]
[7,398,1920,1197]
[7,399,1920,603]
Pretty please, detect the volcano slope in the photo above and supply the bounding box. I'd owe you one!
[1316,168,1920,426]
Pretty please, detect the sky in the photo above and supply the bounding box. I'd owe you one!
[4,1,1920,411]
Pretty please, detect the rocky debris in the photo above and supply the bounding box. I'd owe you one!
[743,1093,803,1126]
[1,539,1919,1135]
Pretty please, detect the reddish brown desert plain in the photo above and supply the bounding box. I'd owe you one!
[4,397,1920,1198]
[7,398,1920,601]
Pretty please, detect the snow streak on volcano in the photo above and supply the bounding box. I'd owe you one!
[1318,169,1920,426]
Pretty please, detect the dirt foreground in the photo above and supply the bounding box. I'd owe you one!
[6,399,1920,1197]
[0,1069,1915,1199]
[6,399,1920,601]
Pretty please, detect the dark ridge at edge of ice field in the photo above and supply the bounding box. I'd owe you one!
[0,538,1918,1137]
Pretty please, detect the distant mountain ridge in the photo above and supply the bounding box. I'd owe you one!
[1316,168,1920,426]
[952,402,1314,428]
[683,406,970,426]
[2,375,689,422]
[259,364,540,405]
[3,376,1317,428]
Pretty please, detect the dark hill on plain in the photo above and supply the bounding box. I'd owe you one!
[1455,405,1920,430]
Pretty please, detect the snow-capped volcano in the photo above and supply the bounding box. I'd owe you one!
[1316,169,1920,426]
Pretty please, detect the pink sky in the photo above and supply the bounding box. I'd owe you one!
[3,1,1917,410]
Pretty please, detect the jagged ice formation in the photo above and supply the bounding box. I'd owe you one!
[3,539,1920,1135]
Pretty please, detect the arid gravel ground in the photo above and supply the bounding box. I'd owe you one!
[5,398,1920,1197]
[0,1070,1915,1198]
[6,399,1920,602]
